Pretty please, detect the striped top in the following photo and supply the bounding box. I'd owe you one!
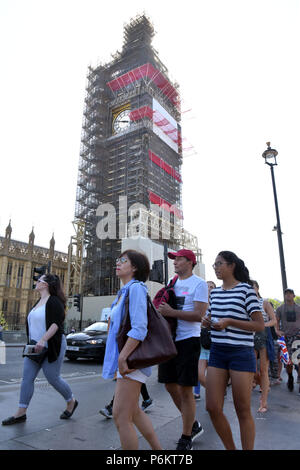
[209,283,261,347]
[258,298,269,322]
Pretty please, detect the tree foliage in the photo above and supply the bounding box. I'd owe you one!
[0,312,9,330]
[267,296,300,309]
[267,298,282,310]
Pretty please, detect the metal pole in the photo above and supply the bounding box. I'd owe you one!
[269,165,288,295]
[79,295,83,331]
[163,241,169,286]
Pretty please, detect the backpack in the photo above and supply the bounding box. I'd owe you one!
[152,276,178,338]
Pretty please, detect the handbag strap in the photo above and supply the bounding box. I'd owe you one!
[120,280,141,328]
[122,284,161,329]
[168,275,178,288]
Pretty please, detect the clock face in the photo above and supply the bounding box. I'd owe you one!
[113,109,131,134]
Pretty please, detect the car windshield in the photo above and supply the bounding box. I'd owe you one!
[84,322,108,333]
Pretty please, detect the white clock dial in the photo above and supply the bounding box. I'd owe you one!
[113,110,131,133]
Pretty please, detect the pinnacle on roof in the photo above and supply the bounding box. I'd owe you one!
[122,14,155,52]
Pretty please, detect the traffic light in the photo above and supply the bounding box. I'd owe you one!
[32,265,47,289]
[73,294,81,312]
[149,260,164,284]
[47,261,52,274]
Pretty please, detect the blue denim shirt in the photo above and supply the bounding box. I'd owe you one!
[102,279,151,379]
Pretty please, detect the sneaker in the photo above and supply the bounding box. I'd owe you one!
[99,404,113,419]
[287,374,294,392]
[191,420,204,441]
[141,398,154,412]
[176,437,193,451]
[194,394,201,401]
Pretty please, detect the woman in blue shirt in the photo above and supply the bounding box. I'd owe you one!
[102,250,162,450]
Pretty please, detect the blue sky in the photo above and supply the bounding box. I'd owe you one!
[0,0,299,300]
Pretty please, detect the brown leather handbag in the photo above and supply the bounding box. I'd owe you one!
[117,293,177,369]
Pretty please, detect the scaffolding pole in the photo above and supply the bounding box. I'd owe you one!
[66,219,85,297]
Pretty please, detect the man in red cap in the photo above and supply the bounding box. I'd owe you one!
[157,249,208,450]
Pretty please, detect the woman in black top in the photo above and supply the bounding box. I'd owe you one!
[2,274,78,425]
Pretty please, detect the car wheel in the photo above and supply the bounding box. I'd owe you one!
[66,355,78,361]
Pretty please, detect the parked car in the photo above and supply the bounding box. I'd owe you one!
[66,321,108,362]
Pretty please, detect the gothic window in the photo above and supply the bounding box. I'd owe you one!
[6,262,12,287]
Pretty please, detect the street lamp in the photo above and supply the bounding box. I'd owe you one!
[262,142,287,296]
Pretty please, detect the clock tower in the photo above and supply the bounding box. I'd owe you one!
[75,14,185,295]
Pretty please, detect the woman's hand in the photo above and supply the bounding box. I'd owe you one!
[202,316,211,328]
[118,355,136,377]
[35,339,46,353]
[34,324,58,353]
[211,318,231,330]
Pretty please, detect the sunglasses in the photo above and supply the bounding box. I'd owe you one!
[116,257,128,264]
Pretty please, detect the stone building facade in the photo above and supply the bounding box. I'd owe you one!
[0,221,68,329]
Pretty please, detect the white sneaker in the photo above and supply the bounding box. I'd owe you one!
[191,420,204,441]
[141,398,154,412]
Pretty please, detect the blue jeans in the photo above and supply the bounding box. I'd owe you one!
[19,335,73,408]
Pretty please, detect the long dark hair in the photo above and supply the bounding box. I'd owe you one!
[249,280,262,298]
[43,274,67,308]
[218,251,251,284]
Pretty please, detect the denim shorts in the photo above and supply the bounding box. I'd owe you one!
[200,347,210,361]
[254,330,267,351]
[208,343,256,373]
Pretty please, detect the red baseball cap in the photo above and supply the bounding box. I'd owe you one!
[168,249,197,266]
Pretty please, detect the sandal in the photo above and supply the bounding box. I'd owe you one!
[258,406,268,413]
[60,399,78,420]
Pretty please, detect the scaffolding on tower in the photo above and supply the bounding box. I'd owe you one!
[73,13,200,296]
[66,219,85,297]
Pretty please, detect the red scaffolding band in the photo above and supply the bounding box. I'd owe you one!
[148,190,183,219]
[107,63,179,108]
[129,105,181,145]
[129,106,154,121]
[148,150,182,183]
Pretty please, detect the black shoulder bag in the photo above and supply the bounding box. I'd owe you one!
[23,340,48,365]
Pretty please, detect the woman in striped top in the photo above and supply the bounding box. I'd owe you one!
[251,281,277,413]
[203,251,264,450]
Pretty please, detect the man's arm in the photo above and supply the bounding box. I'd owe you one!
[276,306,284,336]
[158,300,208,322]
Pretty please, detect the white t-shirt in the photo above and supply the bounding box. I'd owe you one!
[174,274,208,341]
[28,304,47,346]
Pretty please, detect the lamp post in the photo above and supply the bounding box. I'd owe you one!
[262,142,287,296]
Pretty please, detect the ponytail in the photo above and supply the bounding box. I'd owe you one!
[218,251,251,284]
